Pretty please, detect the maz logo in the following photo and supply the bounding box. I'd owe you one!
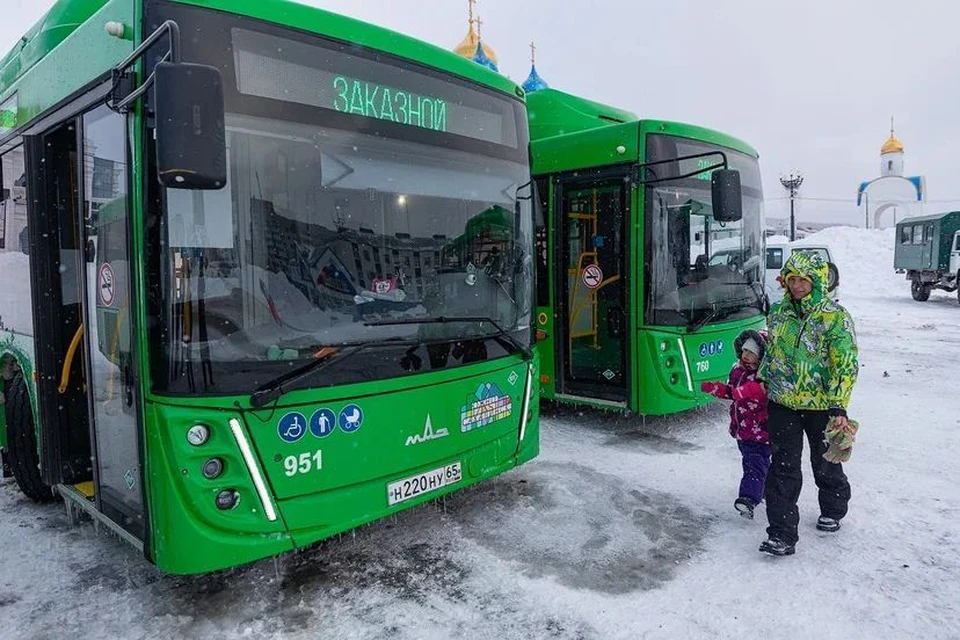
[405,414,450,446]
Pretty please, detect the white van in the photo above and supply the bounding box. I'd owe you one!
[765,239,840,305]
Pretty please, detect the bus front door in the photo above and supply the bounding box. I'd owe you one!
[28,104,143,539]
[556,174,628,404]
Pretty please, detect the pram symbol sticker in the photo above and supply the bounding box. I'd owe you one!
[339,404,364,433]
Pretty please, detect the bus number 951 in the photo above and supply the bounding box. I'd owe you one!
[284,450,323,477]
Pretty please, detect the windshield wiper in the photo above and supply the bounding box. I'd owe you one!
[249,337,420,408]
[688,304,754,333]
[365,315,532,360]
[725,279,770,315]
[686,307,719,333]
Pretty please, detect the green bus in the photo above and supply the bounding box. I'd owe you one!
[528,89,766,415]
[0,0,538,574]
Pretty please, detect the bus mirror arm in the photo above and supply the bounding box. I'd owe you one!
[107,20,227,191]
[633,151,743,223]
[108,20,182,113]
[634,151,730,185]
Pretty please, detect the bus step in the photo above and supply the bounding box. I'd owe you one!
[73,481,95,499]
[554,393,628,411]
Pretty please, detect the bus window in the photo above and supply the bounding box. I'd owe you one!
[534,177,549,307]
[0,147,33,335]
[644,135,765,328]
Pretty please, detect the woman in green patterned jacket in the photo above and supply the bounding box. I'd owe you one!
[757,250,858,557]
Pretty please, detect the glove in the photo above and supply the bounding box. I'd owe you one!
[732,381,766,403]
[700,381,731,399]
[823,416,859,463]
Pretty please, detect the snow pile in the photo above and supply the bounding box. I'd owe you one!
[0,251,34,334]
[798,226,899,298]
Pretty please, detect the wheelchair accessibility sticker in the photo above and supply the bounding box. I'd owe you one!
[278,412,307,443]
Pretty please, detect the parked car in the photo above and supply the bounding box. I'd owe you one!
[765,238,840,305]
[894,211,960,304]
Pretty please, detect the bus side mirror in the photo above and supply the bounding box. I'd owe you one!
[711,169,742,222]
[154,61,227,190]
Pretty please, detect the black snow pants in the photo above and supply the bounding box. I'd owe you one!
[764,401,851,546]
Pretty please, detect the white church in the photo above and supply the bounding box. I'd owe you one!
[857,123,926,229]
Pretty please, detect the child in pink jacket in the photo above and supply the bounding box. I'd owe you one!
[701,330,770,519]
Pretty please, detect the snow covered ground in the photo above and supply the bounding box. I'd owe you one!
[2,226,959,639]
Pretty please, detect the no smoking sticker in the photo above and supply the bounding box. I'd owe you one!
[581,264,603,289]
[98,262,116,306]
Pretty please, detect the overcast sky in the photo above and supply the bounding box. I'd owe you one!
[6,0,960,224]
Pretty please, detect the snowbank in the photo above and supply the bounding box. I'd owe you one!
[799,226,900,299]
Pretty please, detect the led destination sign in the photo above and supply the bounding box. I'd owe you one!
[331,75,447,133]
[233,28,516,147]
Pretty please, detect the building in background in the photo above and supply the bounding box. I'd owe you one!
[857,121,926,229]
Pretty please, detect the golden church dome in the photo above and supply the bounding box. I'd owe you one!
[881,134,904,155]
[453,1,498,66]
[881,120,904,155]
[453,25,499,65]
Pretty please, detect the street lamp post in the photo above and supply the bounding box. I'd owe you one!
[779,172,804,241]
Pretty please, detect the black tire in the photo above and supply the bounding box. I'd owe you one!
[826,262,840,292]
[4,373,55,503]
[911,279,931,302]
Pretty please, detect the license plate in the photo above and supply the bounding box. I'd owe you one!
[387,462,462,506]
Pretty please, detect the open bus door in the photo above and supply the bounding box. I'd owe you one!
[25,102,143,541]
[554,171,629,405]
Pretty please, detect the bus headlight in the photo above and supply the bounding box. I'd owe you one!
[203,458,224,479]
[187,424,210,446]
[216,489,240,510]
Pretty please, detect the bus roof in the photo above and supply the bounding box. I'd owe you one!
[2,0,523,108]
[0,0,108,96]
[526,88,639,140]
[529,89,758,175]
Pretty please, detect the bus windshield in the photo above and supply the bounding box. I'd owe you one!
[147,9,532,395]
[643,135,764,328]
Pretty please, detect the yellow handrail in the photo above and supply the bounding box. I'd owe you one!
[58,324,84,394]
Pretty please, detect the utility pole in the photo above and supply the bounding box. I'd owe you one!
[863,191,869,229]
[779,172,804,241]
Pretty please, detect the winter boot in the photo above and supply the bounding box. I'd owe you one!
[759,537,796,557]
[816,516,841,532]
[734,497,755,519]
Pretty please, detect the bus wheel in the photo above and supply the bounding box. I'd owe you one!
[4,373,55,503]
[911,279,931,302]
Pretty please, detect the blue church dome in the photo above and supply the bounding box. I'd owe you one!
[472,40,498,72]
[522,64,549,93]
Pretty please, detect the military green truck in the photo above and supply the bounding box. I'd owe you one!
[894,211,960,303]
